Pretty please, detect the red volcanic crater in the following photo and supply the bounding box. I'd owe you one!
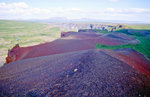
[6,32,139,63]
[1,31,150,96]
[5,31,150,78]
[106,48,150,77]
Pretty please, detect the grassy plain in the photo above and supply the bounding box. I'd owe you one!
[0,20,61,66]
[126,24,150,30]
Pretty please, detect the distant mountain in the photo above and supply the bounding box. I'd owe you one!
[24,17,150,24]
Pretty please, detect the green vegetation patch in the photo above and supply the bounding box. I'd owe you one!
[96,43,134,50]
[96,36,150,58]
[93,29,112,34]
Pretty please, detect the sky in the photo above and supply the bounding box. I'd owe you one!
[0,0,150,23]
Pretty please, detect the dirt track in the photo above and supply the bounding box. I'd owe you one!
[0,49,150,96]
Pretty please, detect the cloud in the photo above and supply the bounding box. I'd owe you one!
[0,2,150,22]
[0,2,28,9]
[105,8,150,14]
[0,2,83,19]
[0,2,52,19]
[109,0,118,2]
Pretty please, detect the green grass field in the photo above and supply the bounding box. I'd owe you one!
[0,20,61,66]
[126,24,150,30]
[96,24,150,58]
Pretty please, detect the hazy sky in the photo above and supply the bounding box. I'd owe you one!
[0,0,150,22]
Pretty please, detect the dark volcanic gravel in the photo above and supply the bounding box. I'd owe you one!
[0,49,150,97]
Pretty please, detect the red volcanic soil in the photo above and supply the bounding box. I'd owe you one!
[1,49,150,96]
[105,49,150,77]
[6,32,139,63]
[5,31,150,78]
[2,31,150,96]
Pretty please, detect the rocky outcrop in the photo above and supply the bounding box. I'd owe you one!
[6,44,20,63]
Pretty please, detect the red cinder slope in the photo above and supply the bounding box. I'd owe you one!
[1,49,150,96]
[6,32,139,63]
[105,48,150,77]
